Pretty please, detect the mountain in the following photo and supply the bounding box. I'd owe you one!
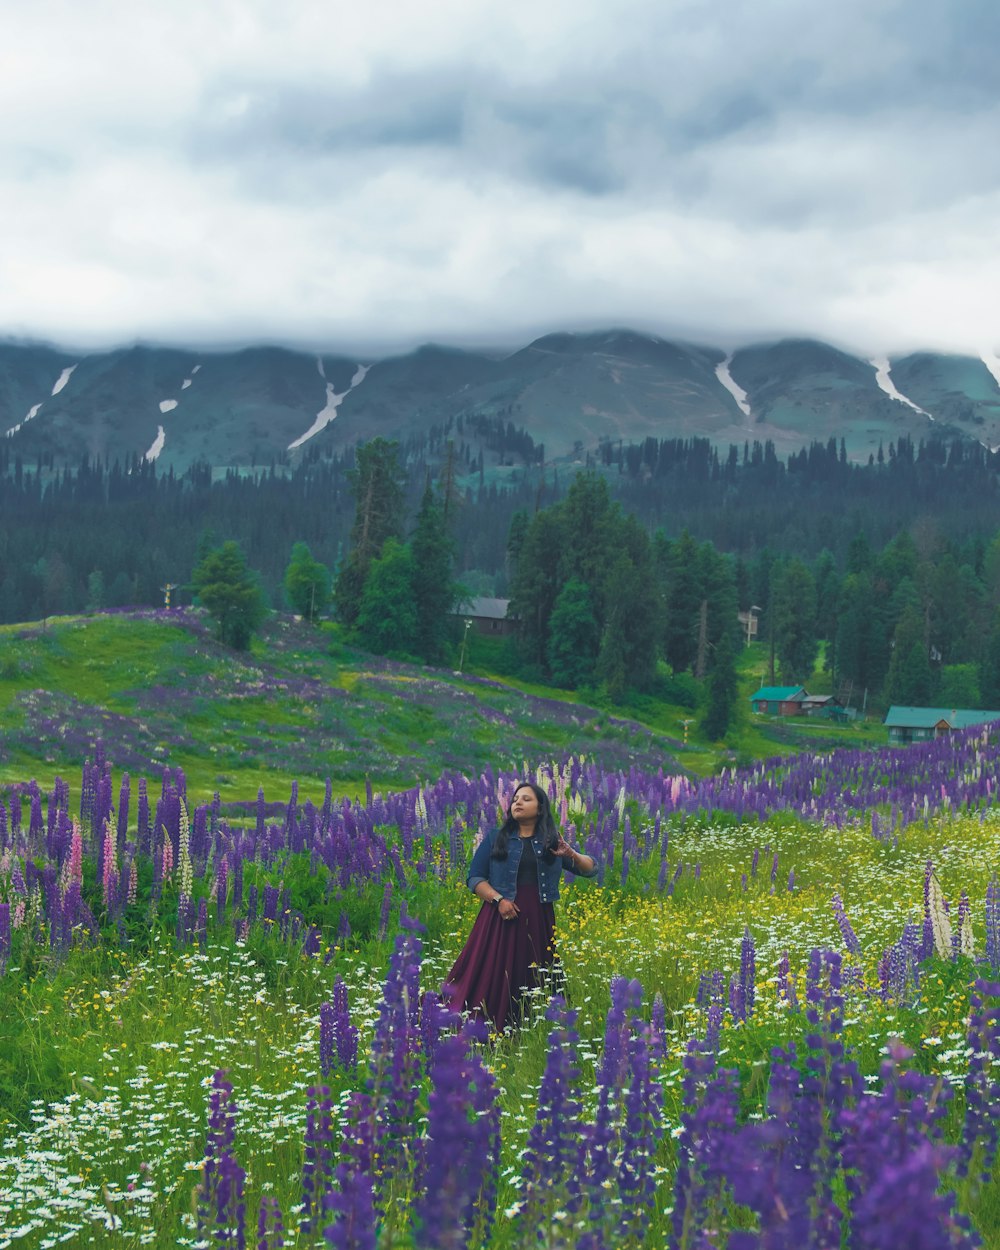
[2,331,999,473]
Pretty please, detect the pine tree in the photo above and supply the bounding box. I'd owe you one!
[546,578,599,688]
[284,542,332,623]
[355,539,418,657]
[335,439,406,628]
[703,631,738,740]
[410,483,456,663]
[771,557,818,683]
[192,541,268,650]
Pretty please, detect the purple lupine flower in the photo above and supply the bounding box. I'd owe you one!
[262,885,279,923]
[0,903,10,974]
[116,773,130,847]
[986,879,1000,969]
[320,978,359,1075]
[257,1196,284,1250]
[597,976,640,1090]
[377,882,392,941]
[199,1071,245,1248]
[750,847,759,877]
[323,1093,376,1250]
[787,868,795,891]
[214,1153,246,1250]
[777,949,798,1009]
[301,1086,335,1236]
[413,1017,500,1248]
[616,1024,664,1244]
[739,926,756,1018]
[839,1044,970,1250]
[920,859,935,960]
[958,979,1000,1184]
[519,998,584,1235]
[831,891,862,956]
[323,1164,377,1250]
[670,1041,740,1250]
[728,975,745,1025]
[366,931,424,1203]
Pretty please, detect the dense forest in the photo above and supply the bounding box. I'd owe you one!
[4,424,1000,715]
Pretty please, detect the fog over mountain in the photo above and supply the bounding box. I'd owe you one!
[3,2,999,359]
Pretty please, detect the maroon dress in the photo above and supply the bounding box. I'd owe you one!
[445,838,557,1032]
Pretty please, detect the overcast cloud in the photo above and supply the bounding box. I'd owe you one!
[2,0,998,357]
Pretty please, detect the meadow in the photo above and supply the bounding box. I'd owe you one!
[1,613,999,1247]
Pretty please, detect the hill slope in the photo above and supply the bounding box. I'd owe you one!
[0,611,679,801]
[3,331,999,473]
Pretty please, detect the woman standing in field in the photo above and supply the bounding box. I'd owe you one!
[445,781,597,1031]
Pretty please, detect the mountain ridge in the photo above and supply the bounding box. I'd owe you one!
[2,329,999,473]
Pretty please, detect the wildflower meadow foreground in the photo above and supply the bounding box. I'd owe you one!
[2,729,1000,1247]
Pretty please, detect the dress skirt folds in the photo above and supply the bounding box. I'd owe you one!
[445,881,556,1032]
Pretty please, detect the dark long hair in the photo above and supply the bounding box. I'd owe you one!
[491,782,559,860]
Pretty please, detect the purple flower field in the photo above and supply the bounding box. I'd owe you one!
[1,729,1000,1246]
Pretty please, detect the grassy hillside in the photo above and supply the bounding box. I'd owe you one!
[0,610,887,804]
[0,610,678,802]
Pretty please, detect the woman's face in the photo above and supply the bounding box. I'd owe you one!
[510,786,540,824]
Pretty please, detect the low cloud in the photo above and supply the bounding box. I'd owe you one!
[2,0,999,357]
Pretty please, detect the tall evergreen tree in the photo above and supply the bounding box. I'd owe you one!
[355,539,418,657]
[885,604,930,704]
[284,542,331,622]
[410,482,456,663]
[335,439,406,628]
[192,541,268,650]
[547,577,599,688]
[771,557,818,683]
[663,530,702,673]
[702,631,738,740]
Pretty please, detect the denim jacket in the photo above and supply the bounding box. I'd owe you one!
[467,827,597,904]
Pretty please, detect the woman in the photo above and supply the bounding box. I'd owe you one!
[445,781,597,1031]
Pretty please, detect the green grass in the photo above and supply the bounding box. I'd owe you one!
[0,612,690,802]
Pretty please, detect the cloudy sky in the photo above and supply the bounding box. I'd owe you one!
[3,0,998,357]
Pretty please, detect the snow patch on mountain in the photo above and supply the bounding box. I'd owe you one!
[51,365,76,396]
[145,426,166,461]
[715,355,751,418]
[981,349,1000,391]
[181,378,192,390]
[288,359,371,450]
[159,399,178,414]
[4,401,42,437]
[870,357,932,419]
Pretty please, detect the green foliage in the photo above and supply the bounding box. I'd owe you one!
[191,540,268,650]
[283,541,332,622]
[508,472,659,695]
[702,630,738,739]
[938,663,981,709]
[355,539,419,657]
[546,577,599,687]
[335,438,407,628]
[771,556,818,683]
[410,482,458,664]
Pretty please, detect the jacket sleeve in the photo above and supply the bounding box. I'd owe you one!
[563,848,598,878]
[466,830,495,891]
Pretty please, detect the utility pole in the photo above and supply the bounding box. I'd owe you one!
[456,619,472,674]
